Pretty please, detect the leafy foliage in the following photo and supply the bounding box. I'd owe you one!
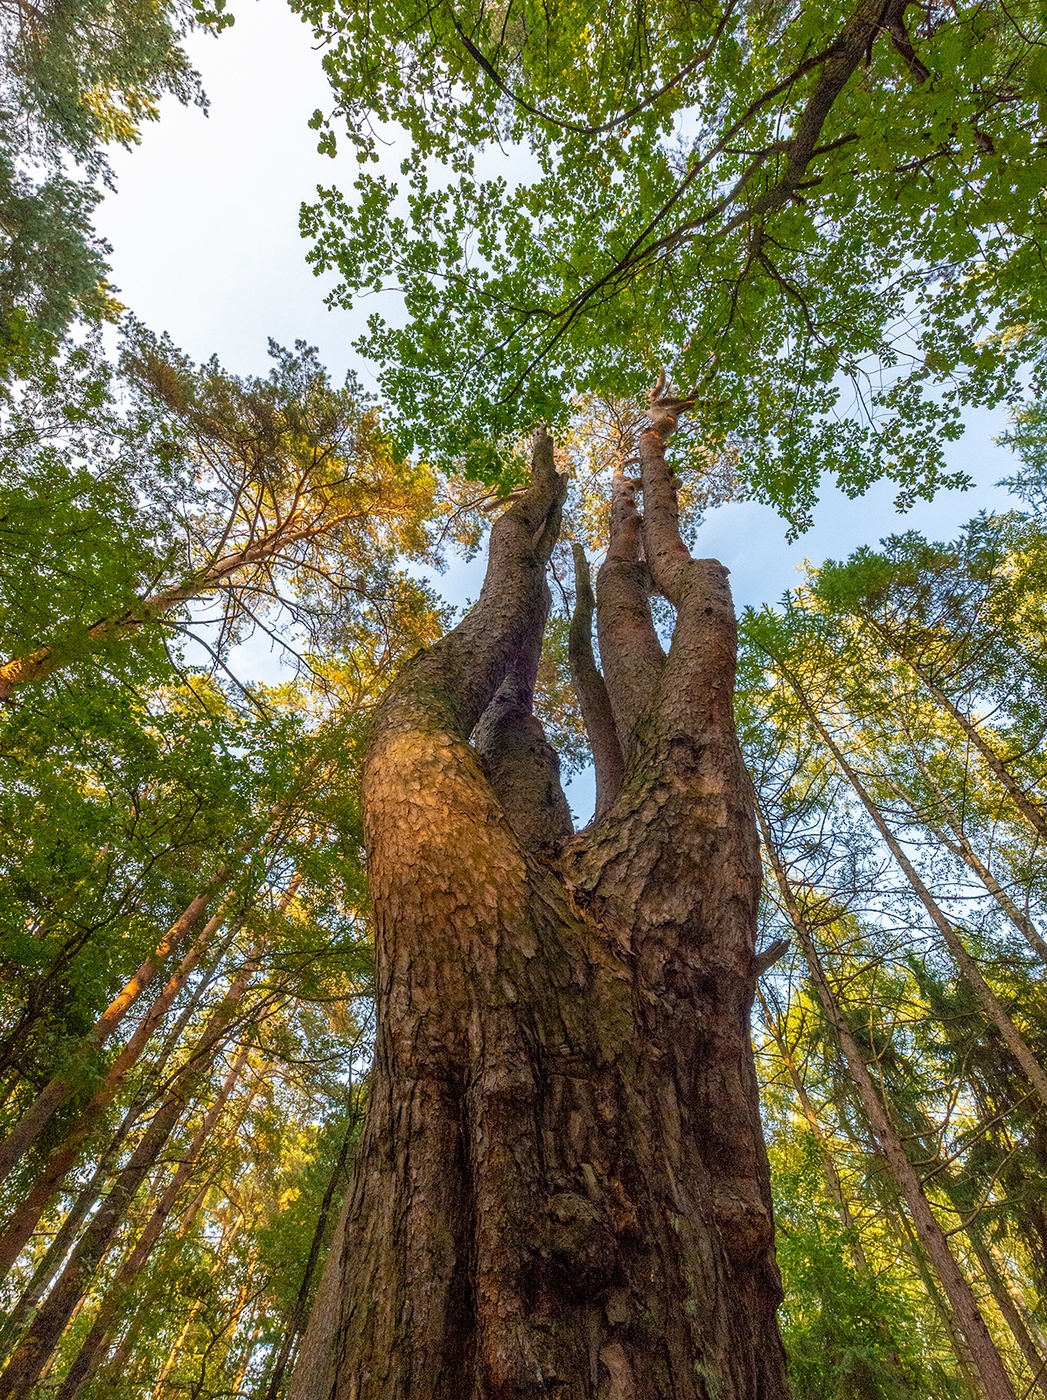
[295,0,1047,528]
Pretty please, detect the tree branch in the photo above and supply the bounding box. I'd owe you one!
[568,543,624,819]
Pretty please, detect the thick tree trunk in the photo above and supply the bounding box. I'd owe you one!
[291,405,788,1399]
[757,805,1019,1400]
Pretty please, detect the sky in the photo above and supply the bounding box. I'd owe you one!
[93,0,1027,818]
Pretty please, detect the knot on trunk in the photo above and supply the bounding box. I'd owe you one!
[714,1191,774,1264]
[542,1191,622,1300]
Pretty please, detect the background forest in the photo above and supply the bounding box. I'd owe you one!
[1,0,1047,1395]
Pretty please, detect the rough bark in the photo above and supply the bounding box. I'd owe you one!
[757,804,1019,1400]
[290,406,787,1399]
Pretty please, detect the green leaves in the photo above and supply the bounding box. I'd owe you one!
[294,0,1047,525]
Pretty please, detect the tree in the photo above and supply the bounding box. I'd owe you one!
[294,0,1047,526]
[0,0,233,352]
[289,393,789,1399]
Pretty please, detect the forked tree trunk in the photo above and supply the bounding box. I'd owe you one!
[290,399,788,1399]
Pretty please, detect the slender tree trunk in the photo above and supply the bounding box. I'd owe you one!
[0,871,235,1184]
[878,637,1047,843]
[755,988,868,1270]
[891,1204,982,1400]
[0,912,242,1279]
[893,721,1047,963]
[767,669,1047,1110]
[0,508,351,700]
[0,955,258,1400]
[291,405,788,1399]
[757,803,1019,1400]
[568,543,623,820]
[969,1231,1047,1398]
[50,1040,252,1400]
[0,936,228,1344]
[262,1113,359,1400]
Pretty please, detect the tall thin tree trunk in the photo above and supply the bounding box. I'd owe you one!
[879,637,1047,843]
[51,1040,253,1400]
[0,955,258,1400]
[766,668,1047,1110]
[290,402,788,1399]
[0,508,353,700]
[891,1204,982,1400]
[896,720,1047,962]
[755,988,868,1270]
[0,871,235,1183]
[757,802,1019,1400]
[0,935,229,1344]
[262,1113,358,1400]
[969,1230,1047,1398]
[0,914,242,1278]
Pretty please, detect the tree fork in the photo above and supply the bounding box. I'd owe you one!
[289,408,788,1399]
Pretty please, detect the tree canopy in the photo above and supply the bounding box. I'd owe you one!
[293,0,1047,526]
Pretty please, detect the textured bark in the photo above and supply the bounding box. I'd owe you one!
[290,410,787,1400]
[758,806,1019,1400]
